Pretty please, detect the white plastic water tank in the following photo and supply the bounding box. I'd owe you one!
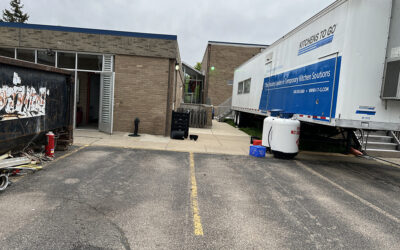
[271,118,300,158]
[262,116,275,148]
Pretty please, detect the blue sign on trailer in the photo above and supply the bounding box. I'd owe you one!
[259,56,342,120]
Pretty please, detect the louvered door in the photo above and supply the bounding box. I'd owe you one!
[99,55,114,134]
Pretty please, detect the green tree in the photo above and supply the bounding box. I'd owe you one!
[1,0,29,23]
[194,62,202,71]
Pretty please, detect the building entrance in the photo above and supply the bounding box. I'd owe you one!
[76,72,100,129]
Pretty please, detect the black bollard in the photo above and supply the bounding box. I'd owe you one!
[129,118,141,137]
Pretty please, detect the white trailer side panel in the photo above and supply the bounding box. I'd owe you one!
[233,0,350,122]
[232,51,265,114]
[232,0,400,130]
[335,0,398,130]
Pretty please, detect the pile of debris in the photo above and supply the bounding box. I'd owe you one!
[0,150,50,192]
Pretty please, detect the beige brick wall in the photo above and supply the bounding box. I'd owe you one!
[0,27,177,59]
[202,44,264,106]
[113,55,172,135]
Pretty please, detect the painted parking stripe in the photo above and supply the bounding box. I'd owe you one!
[51,145,90,163]
[189,152,204,236]
[295,160,400,224]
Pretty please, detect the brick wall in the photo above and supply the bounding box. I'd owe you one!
[0,26,181,136]
[113,55,172,135]
[202,44,264,106]
[0,27,177,59]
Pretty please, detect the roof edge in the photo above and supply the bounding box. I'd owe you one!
[0,22,177,41]
[208,41,268,48]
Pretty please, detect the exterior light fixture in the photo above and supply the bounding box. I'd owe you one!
[211,66,215,71]
[175,63,180,71]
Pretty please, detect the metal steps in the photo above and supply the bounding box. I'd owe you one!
[364,149,400,158]
[355,130,400,157]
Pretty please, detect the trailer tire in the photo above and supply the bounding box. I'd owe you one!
[0,174,9,191]
[234,111,239,125]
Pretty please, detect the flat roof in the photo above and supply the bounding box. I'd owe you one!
[0,22,177,41]
[208,41,268,48]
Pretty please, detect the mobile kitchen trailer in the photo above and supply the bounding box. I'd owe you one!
[232,0,400,154]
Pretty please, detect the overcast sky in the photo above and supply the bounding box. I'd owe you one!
[1,0,335,66]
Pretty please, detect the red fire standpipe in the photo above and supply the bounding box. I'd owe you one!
[45,131,55,157]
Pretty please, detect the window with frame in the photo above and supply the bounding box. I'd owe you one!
[244,79,251,94]
[17,48,35,62]
[37,50,55,66]
[238,81,244,94]
[58,52,76,69]
[0,47,15,58]
[78,54,103,71]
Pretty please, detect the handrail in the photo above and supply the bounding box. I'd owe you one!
[391,131,400,145]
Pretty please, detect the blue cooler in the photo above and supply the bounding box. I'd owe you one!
[249,145,266,157]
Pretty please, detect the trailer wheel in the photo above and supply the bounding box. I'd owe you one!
[0,174,9,191]
[234,111,238,125]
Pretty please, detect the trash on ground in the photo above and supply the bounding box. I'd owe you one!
[190,135,198,141]
[0,150,45,192]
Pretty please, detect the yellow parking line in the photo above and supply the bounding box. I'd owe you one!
[295,160,400,224]
[51,144,89,163]
[190,152,204,236]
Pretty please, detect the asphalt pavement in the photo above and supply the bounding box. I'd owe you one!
[0,146,399,249]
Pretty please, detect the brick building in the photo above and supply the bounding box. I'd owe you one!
[201,41,267,107]
[0,22,183,136]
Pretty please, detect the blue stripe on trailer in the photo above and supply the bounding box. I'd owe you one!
[356,110,376,115]
[298,35,334,55]
[259,56,342,119]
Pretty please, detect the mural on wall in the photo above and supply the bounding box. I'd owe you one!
[0,73,49,121]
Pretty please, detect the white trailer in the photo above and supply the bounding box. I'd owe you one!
[232,0,400,131]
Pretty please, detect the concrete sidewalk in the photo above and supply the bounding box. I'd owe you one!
[74,120,251,155]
